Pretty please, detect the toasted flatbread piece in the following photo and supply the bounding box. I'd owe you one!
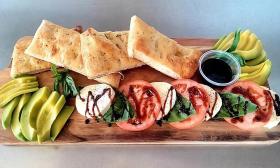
[25,20,84,75]
[11,36,120,87]
[94,73,121,88]
[10,36,51,77]
[128,16,201,79]
[80,28,144,79]
[24,22,120,87]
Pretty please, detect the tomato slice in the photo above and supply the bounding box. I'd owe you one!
[116,80,161,131]
[223,81,273,130]
[170,79,210,129]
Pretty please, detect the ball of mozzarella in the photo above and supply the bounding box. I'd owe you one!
[262,87,280,129]
[151,82,176,118]
[75,84,115,118]
[201,84,222,121]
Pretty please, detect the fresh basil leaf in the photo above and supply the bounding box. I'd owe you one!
[63,80,71,97]
[50,64,79,98]
[103,91,134,123]
[51,64,58,76]
[53,79,60,92]
[162,92,196,122]
[227,29,241,52]
[65,74,78,96]
[214,92,257,119]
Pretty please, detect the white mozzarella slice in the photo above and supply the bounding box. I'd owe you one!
[261,87,280,129]
[151,82,176,117]
[264,116,280,129]
[201,84,222,121]
[75,84,115,118]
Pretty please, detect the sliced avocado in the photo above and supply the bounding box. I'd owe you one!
[213,35,226,49]
[37,92,65,143]
[0,76,36,93]
[0,81,38,98]
[20,87,51,141]
[1,96,20,129]
[0,76,38,108]
[51,106,74,141]
[216,32,234,50]
[0,85,39,108]
[11,94,31,141]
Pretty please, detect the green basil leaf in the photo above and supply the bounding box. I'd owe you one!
[63,80,71,97]
[103,91,134,123]
[65,74,78,96]
[53,79,60,92]
[162,92,196,122]
[50,64,79,98]
[227,29,241,52]
[51,64,58,76]
[214,92,257,119]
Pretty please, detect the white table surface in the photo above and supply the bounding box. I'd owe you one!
[0,0,280,167]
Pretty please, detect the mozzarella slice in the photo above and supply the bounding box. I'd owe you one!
[262,87,280,129]
[75,84,115,118]
[151,82,176,118]
[201,84,222,121]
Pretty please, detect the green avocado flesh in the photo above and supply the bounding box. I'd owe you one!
[50,106,74,141]
[1,96,21,130]
[36,92,66,143]
[11,94,31,141]
[20,87,51,141]
[0,76,38,108]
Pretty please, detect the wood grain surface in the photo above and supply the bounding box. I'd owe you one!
[1,38,279,145]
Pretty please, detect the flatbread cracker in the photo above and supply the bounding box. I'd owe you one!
[94,73,121,88]
[25,20,84,74]
[11,36,120,87]
[10,36,51,77]
[80,28,144,79]
[128,16,201,79]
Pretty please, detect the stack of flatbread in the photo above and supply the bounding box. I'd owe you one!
[10,16,201,88]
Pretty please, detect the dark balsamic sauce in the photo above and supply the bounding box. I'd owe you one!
[156,86,175,126]
[206,92,218,118]
[201,59,233,83]
[162,86,175,117]
[275,94,280,116]
[229,86,273,123]
[78,92,85,102]
[79,88,112,123]
[188,86,208,107]
[270,92,280,116]
[127,85,159,125]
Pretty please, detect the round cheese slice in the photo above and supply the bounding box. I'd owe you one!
[75,84,115,118]
[151,82,176,118]
[262,86,280,129]
[201,84,222,121]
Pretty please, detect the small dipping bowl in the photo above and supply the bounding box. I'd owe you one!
[199,50,241,87]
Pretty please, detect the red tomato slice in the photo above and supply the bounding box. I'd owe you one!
[116,80,161,131]
[223,81,273,130]
[170,79,210,129]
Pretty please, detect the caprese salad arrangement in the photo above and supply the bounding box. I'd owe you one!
[1,16,279,144]
[75,79,280,131]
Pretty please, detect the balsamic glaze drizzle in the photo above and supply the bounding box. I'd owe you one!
[127,85,159,125]
[206,92,218,118]
[162,86,175,117]
[79,88,112,123]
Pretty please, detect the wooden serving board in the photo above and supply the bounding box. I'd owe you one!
[1,38,280,145]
